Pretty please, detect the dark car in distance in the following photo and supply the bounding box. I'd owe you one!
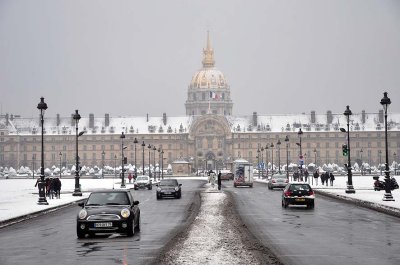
[76,190,140,238]
[156,179,182,199]
[282,183,315,209]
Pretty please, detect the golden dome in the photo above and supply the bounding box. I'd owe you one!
[189,32,229,90]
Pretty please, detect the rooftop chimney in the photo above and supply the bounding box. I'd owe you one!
[378,109,384,123]
[311,111,316,123]
[361,110,366,124]
[327,110,333,124]
[163,113,167,125]
[56,114,60,126]
[252,112,258,127]
[89,113,94,129]
[105,114,109,127]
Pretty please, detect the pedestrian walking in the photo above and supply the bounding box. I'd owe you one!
[329,172,335,186]
[304,169,309,182]
[313,170,319,185]
[217,171,222,190]
[53,177,61,199]
[128,173,132,183]
[321,172,325,186]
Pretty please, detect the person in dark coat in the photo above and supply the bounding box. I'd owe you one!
[313,170,319,185]
[217,172,222,190]
[55,178,62,198]
[321,172,325,186]
[329,172,335,186]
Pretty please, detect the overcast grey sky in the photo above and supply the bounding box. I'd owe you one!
[1,0,399,119]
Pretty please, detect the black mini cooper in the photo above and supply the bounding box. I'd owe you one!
[156,179,182,199]
[77,190,140,238]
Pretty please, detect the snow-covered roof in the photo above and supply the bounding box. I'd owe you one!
[2,112,400,135]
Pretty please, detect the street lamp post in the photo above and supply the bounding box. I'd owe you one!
[257,148,260,179]
[141,141,145,176]
[73,110,84,196]
[37,97,48,205]
[161,150,164,179]
[378,150,382,175]
[133,138,138,178]
[120,132,126,188]
[277,139,281,173]
[158,148,161,179]
[360,148,364,175]
[270,143,274,175]
[32,155,35,179]
[153,145,157,180]
[261,147,264,177]
[148,144,152,178]
[113,154,117,189]
[381,92,394,201]
[341,105,355,194]
[265,145,269,178]
[394,152,397,176]
[297,128,303,180]
[101,150,105,179]
[59,152,62,179]
[284,136,289,180]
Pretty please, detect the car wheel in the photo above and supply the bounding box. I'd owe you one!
[283,200,288,208]
[126,220,134,237]
[309,201,315,209]
[156,194,161,200]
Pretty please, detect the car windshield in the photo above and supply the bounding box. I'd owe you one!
[86,192,130,206]
[159,179,178,186]
[272,174,286,179]
[136,176,148,181]
[289,184,311,192]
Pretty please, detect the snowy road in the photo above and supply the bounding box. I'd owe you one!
[0,179,204,265]
[230,181,400,265]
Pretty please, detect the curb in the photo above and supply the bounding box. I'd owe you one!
[315,190,400,218]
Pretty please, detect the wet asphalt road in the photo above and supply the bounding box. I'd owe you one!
[227,180,400,265]
[0,179,205,265]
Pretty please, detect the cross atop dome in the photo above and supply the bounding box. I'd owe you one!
[202,31,215,68]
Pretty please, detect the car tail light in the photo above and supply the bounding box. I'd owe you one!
[272,179,276,183]
[309,190,315,196]
[285,179,288,183]
[284,191,292,197]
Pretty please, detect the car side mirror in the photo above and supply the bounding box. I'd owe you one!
[134,201,140,205]
[78,202,84,208]
[179,184,182,187]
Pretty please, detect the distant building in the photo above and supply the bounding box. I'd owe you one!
[0,34,399,173]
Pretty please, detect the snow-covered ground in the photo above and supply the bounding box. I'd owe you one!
[0,175,399,225]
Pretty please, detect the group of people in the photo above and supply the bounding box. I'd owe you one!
[313,170,335,186]
[35,177,62,199]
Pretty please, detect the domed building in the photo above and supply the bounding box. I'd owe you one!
[185,32,233,116]
[0,33,399,176]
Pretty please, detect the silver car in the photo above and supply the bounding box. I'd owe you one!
[268,173,289,190]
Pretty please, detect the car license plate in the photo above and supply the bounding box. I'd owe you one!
[94,222,113,228]
[295,198,305,201]
[164,192,171,195]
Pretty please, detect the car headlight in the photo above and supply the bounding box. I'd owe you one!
[157,187,161,192]
[121,208,130,218]
[175,187,179,191]
[78,209,87,220]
